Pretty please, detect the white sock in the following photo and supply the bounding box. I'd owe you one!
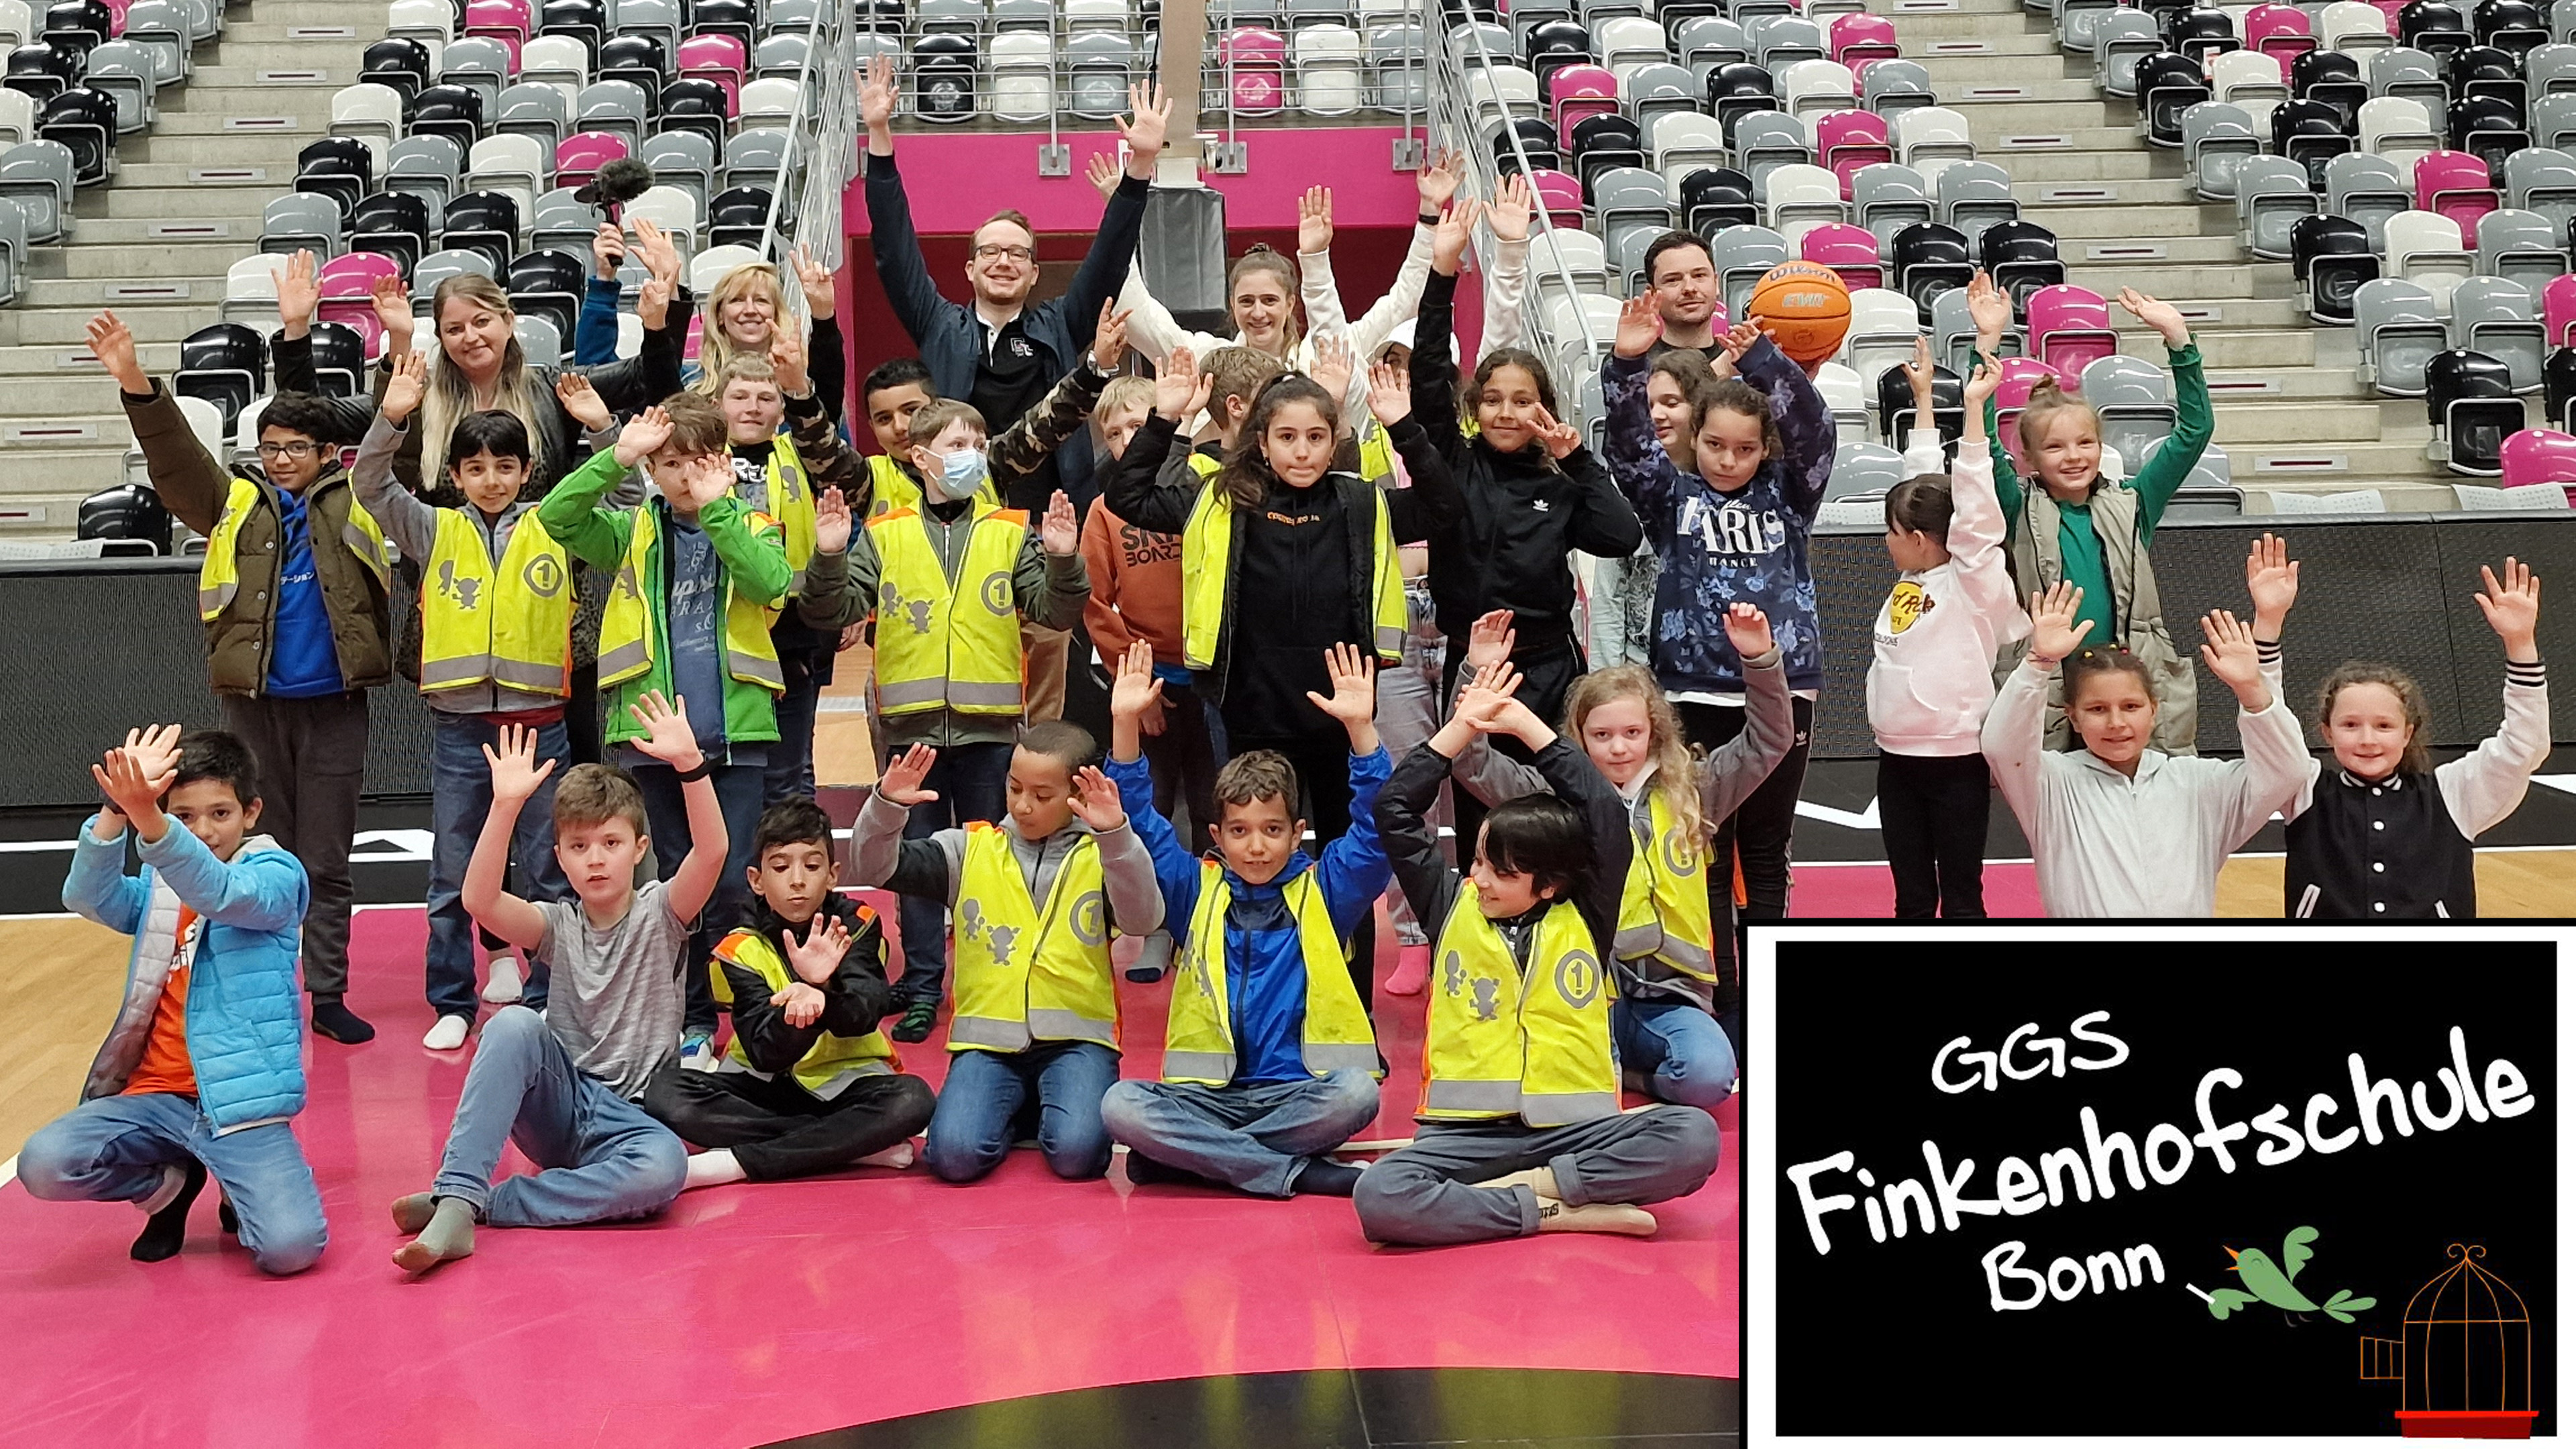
[859,1140,916,1170]
[683,1148,747,1189]
[480,955,524,1004]
[422,1014,472,1051]
[136,1161,186,1215]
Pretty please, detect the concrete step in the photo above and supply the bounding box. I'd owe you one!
[1903,30,2063,54]
[1935,77,2108,105]
[2209,400,2393,445]
[1916,53,2090,83]
[2244,479,2462,511]
[16,275,227,311]
[121,131,324,165]
[0,305,223,345]
[2108,297,2310,329]
[199,38,356,66]
[30,240,254,280]
[145,109,325,137]
[0,341,181,376]
[2063,260,2291,299]
[2124,325,2317,368]
[92,159,308,191]
[2023,200,2229,237]
[160,63,347,89]
[2204,365,2370,399]
[161,87,335,121]
[1988,148,2169,182]
[2012,174,2196,207]
[34,216,260,245]
[2230,439,2471,482]
[5,372,160,415]
[1937,99,2130,131]
[1962,123,2153,150]
[84,181,276,217]
[2061,233,2259,263]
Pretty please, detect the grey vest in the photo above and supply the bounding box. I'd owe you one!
[1998,484,2198,755]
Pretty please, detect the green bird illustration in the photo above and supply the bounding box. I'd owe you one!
[2206,1226,2377,1324]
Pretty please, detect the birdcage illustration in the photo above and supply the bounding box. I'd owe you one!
[2358,1244,2538,1438]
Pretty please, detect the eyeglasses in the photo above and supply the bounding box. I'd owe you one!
[973,243,1035,262]
[256,441,321,460]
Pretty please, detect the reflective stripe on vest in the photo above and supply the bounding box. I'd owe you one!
[198,475,390,619]
[867,452,1002,520]
[1177,475,1407,672]
[417,506,575,696]
[869,504,1028,716]
[1163,860,1381,1085]
[1419,883,1619,1126]
[1611,788,1717,995]
[707,920,902,1097]
[949,822,1120,1053]
[596,504,787,692]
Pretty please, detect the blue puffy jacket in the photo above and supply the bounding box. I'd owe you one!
[64,816,310,1133]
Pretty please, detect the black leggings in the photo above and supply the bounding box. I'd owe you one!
[1676,696,1814,979]
[1876,750,1992,918]
[1226,725,1379,1012]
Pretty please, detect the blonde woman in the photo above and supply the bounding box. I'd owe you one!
[684,244,845,422]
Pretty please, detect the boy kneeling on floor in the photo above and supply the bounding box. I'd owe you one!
[643,798,936,1186]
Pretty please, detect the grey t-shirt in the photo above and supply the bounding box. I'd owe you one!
[534,878,689,1100]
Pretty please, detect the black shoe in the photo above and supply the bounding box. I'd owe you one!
[1122,1149,1222,1190]
[1292,1160,1364,1197]
[217,1195,239,1236]
[888,1002,937,1043]
[311,999,376,1044]
[131,1158,207,1263]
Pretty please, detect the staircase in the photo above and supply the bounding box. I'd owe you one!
[0,0,369,538]
[1891,0,2529,508]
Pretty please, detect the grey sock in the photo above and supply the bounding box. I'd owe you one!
[392,1196,477,1274]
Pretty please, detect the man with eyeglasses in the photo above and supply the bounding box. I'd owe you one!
[85,307,393,1047]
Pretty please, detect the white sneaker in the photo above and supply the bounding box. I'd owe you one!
[480,955,524,1004]
[422,1014,472,1051]
[859,1140,916,1170]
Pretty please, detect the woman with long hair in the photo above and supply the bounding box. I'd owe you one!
[684,244,845,421]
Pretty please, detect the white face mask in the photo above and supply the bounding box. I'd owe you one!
[926,447,988,502]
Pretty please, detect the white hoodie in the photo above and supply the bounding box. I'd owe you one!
[1866,427,2031,756]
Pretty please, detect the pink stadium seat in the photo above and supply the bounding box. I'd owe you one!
[1528,166,1587,230]
[2498,428,2576,500]
[102,0,127,35]
[2545,274,2576,348]
[2244,4,2316,62]
[555,130,630,188]
[1801,222,1884,290]
[1828,14,1900,71]
[1813,109,1890,197]
[2415,150,2499,234]
[1992,356,2065,468]
[678,34,746,107]
[317,252,402,354]
[466,0,532,40]
[1218,26,1287,115]
[1549,64,1620,147]
[684,313,704,364]
[2026,284,2120,379]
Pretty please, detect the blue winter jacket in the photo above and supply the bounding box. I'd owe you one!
[1601,337,1835,696]
[64,817,311,1132]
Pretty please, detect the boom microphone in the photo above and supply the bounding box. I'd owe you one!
[575,158,657,219]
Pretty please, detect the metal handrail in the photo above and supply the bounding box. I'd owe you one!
[756,0,857,328]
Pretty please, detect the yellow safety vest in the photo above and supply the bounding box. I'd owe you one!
[595,503,786,693]
[866,452,1000,520]
[949,821,1120,1053]
[416,506,575,697]
[1177,476,1406,672]
[745,436,818,592]
[198,474,389,621]
[1186,451,1222,479]
[869,504,1028,717]
[707,917,902,1097]
[1358,428,1395,482]
[1162,860,1380,1086]
[1418,884,1619,1126]
[1612,787,1718,1000]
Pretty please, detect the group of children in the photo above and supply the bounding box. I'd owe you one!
[21,145,2551,1277]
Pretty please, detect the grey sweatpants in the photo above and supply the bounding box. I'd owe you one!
[1377,582,1448,946]
[1353,1107,1721,1246]
[221,690,368,998]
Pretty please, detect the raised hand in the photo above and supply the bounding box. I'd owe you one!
[557,370,615,433]
[783,910,851,985]
[1961,352,2002,407]
[481,722,560,806]
[1085,148,1121,201]
[1092,298,1133,374]
[2027,582,2093,664]
[813,485,853,555]
[1464,608,1515,671]
[273,248,319,333]
[770,325,810,395]
[2474,557,2542,659]
[93,724,182,825]
[1066,765,1129,833]
[120,722,184,800]
[1454,659,1523,731]
[2244,531,2299,631]
[771,980,826,1029]
[1431,195,1485,276]
[859,53,898,133]
[85,310,147,394]
[2200,609,2267,704]
[1716,319,1766,370]
[1116,80,1172,172]
[1366,358,1411,426]
[1721,601,1774,659]
[1041,490,1079,556]
[1417,146,1465,209]
[1966,268,2013,343]
[590,221,627,280]
[637,274,674,332]
[1110,637,1167,724]
[877,742,941,806]
[1297,184,1334,254]
[1488,170,1534,244]
[614,405,674,467]
[371,273,416,353]
[792,243,835,321]
[1613,291,1662,359]
[2117,286,2192,347]
[633,217,682,284]
[1304,641,1380,728]
[1899,335,1936,404]
[1155,345,1209,422]
[1529,402,1581,460]
[626,690,706,771]
[1307,329,1354,404]
[382,348,430,425]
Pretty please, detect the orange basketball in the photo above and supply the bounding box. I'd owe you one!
[1747,262,1852,365]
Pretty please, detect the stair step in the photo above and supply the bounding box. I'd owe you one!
[1904,31,2063,54]
[86,184,278,218]
[2063,261,2292,298]
[0,341,182,376]
[7,374,161,415]
[0,306,226,345]
[1987,148,2168,182]
[31,240,252,280]
[2021,200,2226,237]
[16,276,229,311]
[1960,123,2151,150]
[2243,480,2465,510]
[2203,365,2370,398]
[160,62,346,89]
[1935,77,2106,104]
[144,109,323,137]
[123,131,325,164]
[2011,174,2196,206]
[1916,54,2090,83]
[1937,98,2128,130]
[2209,400,2392,445]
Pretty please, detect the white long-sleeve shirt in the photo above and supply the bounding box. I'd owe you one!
[1868,427,2031,757]
[1981,658,2311,916]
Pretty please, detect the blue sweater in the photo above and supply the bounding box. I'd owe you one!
[1601,338,1834,696]
[1108,747,1392,1084]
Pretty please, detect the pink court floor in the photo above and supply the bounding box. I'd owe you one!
[0,898,1739,1449]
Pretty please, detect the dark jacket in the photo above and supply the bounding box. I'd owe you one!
[719,894,898,1081]
[865,150,1148,508]
[1377,736,1633,963]
[1411,270,1642,648]
[123,379,392,697]
[1103,411,1464,713]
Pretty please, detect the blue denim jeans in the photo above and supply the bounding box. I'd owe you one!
[1614,997,1738,1109]
[427,711,570,1019]
[17,1091,329,1274]
[1100,1069,1383,1197]
[635,757,767,1035]
[922,1039,1120,1183]
[763,642,833,806]
[894,740,1013,1011]
[428,1006,688,1226]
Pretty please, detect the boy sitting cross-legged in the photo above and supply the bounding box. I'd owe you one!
[19,727,329,1275]
[851,723,1163,1183]
[390,694,725,1274]
[642,798,937,1187]
[1097,640,1389,1199]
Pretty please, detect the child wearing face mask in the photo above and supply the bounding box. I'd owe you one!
[1967,272,2212,754]
[1868,343,2029,921]
[795,367,1102,1042]
[2241,537,2550,919]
